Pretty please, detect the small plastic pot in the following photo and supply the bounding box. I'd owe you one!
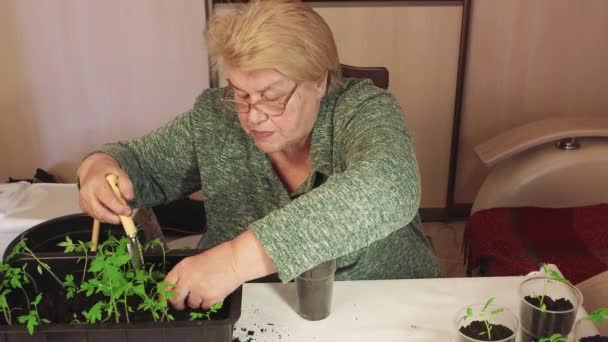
[518,276,583,341]
[295,259,336,321]
[454,303,518,342]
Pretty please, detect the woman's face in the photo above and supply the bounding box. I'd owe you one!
[226,68,326,155]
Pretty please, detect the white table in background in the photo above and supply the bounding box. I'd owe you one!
[0,183,81,259]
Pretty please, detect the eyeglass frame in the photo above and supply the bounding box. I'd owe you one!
[220,79,298,117]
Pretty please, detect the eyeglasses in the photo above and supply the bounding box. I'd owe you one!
[220,80,298,117]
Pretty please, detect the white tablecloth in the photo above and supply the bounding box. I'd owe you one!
[233,276,589,342]
[0,183,81,259]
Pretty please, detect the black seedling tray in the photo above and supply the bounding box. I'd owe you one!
[1,214,241,342]
[0,252,242,342]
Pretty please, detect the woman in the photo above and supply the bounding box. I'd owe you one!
[77,0,439,311]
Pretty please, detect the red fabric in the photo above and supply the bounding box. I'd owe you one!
[464,204,608,284]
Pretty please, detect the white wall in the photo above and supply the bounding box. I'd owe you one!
[0,0,209,182]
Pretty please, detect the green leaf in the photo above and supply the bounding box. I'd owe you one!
[145,239,163,251]
[83,301,105,324]
[37,265,43,274]
[18,313,37,335]
[134,269,149,282]
[75,240,90,253]
[482,298,494,312]
[539,333,567,342]
[64,274,75,286]
[0,294,9,309]
[112,254,132,267]
[133,284,147,297]
[32,293,43,306]
[89,257,105,273]
[27,318,36,335]
[81,279,102,296]
[210,302,223,312]
[189,312,205,321]
[587,307,608,323]
[10,272,23,289]
[490,308,504,315]
[549,270,571,284]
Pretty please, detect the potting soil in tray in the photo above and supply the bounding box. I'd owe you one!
[1,253,230,324]
[0,252,242,342]
[459,320,515,341]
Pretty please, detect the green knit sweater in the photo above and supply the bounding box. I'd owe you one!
[99,78,440,282]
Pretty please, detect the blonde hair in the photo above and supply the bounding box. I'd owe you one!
[206,0,342,93]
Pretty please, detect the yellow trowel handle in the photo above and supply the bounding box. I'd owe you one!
[91,219,100,252]
[105,174,138,237]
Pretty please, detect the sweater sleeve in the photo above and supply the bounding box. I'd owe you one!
[96,97,205,208]
[249,87,421,282]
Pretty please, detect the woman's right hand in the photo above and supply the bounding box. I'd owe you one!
[77,153,134,224]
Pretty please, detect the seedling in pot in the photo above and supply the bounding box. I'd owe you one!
[457,297,517,341]
[519,263,581,342]
[575,307,608,342]
[458,298,504,340]
[531,264,571,312]
[538,333,568,342]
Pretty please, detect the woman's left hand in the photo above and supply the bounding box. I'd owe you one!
[164,241,242,310]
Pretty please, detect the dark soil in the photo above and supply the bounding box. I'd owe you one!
[459,320,515,341]
[524,296,574,311]
[580,336,608,342]
[520,295,577,341]
[33,284,231,324]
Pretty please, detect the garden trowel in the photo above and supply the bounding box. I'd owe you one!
[105,174,144,269]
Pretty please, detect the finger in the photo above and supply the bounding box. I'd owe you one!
[98,183,131,216]
[88,197,120,224]
[165,271,188,311]
[164,269,178,285]
[78,180,98,215]
[187,293,203,309]
[115,170,135,201]
[170,283,189,311]
[79,193,91,215]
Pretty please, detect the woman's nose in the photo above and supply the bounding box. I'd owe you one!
[247,105,267,125]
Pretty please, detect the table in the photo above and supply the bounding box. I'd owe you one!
[0,182,594,341]
[234,276,590,342]
[0,183,81,259]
